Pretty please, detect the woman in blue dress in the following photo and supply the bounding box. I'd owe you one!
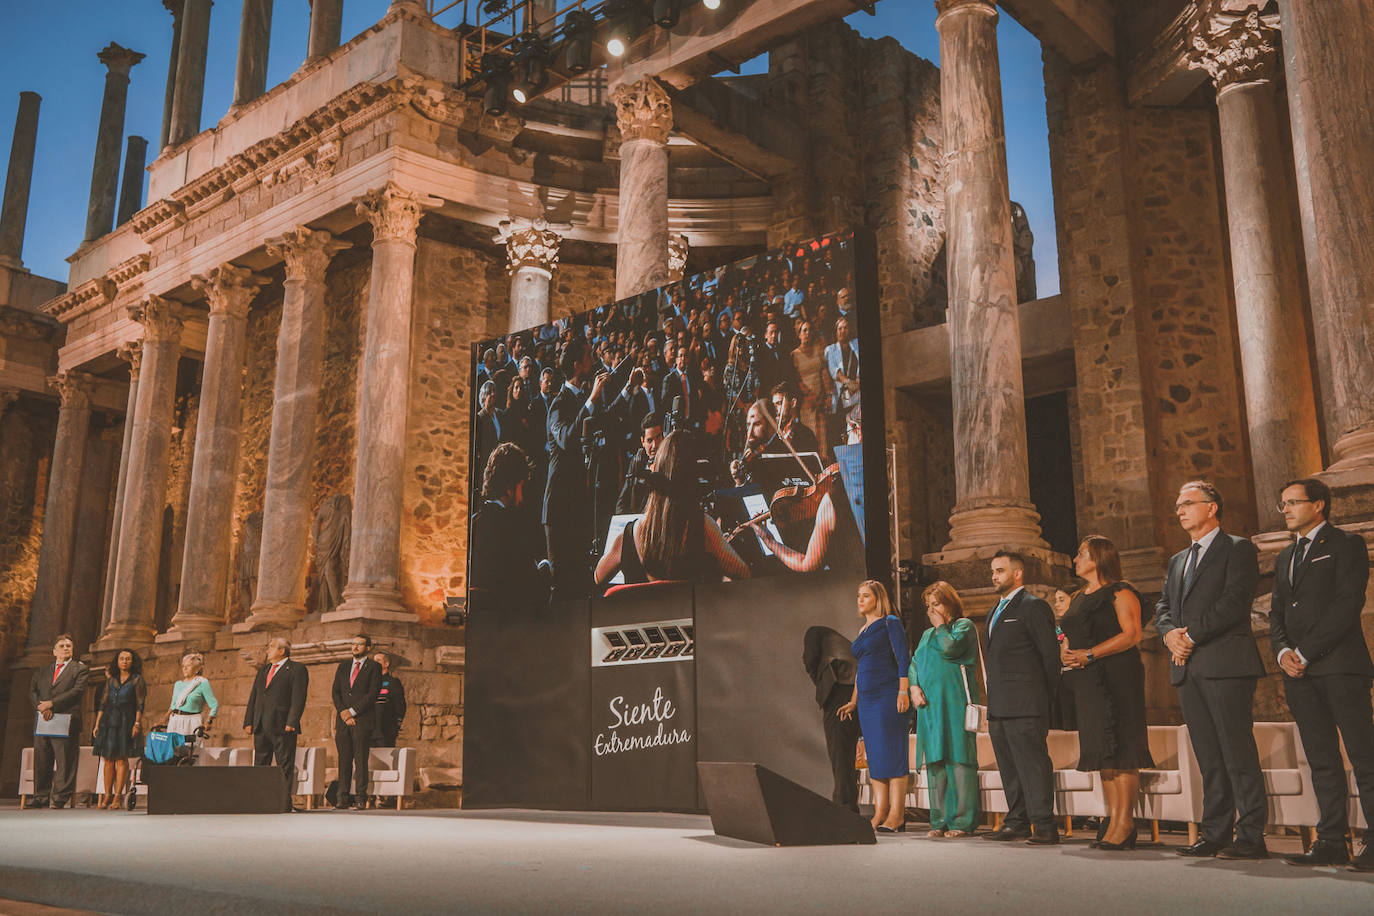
[91,649,146,809]
[839,579,911,833]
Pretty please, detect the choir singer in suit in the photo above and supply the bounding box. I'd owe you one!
[243,637,309,812]
[1269,477,1374,870]
[332,635,382,809]
[1154,480,1266,859]
[28,634,89,809]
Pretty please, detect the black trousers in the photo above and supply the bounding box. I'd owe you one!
[1177,675,1266,844]
[335,717,373,802]
[821,687,861,812]
[545,520,591,601]
[253,728,298,811]
[988,715,1055,833]
[32,734,79,805]
[1284,673,1374,842]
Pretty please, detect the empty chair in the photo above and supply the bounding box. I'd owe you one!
[1047,730,1102,829]
[1254,721,1320,831]
[294,746,326,809]
[366,747,417,809]
[1135,724,1203,844]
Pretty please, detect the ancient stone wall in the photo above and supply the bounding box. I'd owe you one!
[0,403,55,663]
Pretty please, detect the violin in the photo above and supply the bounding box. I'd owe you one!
[724,463,842,548]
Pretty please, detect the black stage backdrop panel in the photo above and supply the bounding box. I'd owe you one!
[590,584,697,810]
[695,573,859,799]
[462,597,592,809]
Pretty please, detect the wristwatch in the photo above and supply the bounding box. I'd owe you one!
[1085,649,1096,664]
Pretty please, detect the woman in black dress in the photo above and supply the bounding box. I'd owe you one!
[92,649,147,809]
[1059,536,1153,850]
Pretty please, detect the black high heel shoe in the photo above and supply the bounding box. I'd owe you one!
[875,822,907,834]
[1097,822,1139,851]
[1090,819,1109,849]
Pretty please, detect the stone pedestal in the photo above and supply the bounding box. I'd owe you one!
[307,0,344,61]
[233,0,273,107]
[497,218,562,332]
[0,91,40,268]
[334,184,437,622]
[167,265,266,644]
[242,229,349,632]
[611,78,672,301]
[168,0,212,148]
[100,297,185,649]
[22,372,93,662]
[98,341,141,637]
[84,43,145,242]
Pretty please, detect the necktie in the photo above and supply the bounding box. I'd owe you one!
[350,660,361,687]
[52,663,63,685]
[1291,536,1310,580]
[1183,542,1202,590]
[266,663,281,687]
[989,597,1010,634]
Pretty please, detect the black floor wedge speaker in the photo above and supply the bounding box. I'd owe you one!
[143,765,289,814]
[697,762,876,846]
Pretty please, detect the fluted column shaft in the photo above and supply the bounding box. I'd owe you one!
[244,228,349,630]
[499,219,561,332]
[169,265,265,641]
[935,0,1044,550]
[24,373,93,657]
[611,79,672,301]
[85,44,145,242]
[335,184,436,620]
[102,298,185,648]
[307,0,344,61]
[99,342,141,636]
[234,0,273,106]
[168,0,212,148]
[0,91,41,267]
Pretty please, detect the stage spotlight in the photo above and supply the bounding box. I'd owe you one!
[511,36,550,104]
[652,0,682,28]
[603,0,641,58]
[563,10,595,73]
[703,0,721,9]
[484,65,512,116]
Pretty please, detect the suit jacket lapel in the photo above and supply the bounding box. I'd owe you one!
[1182,532,1228,601]
[1292,527,1331,589]
[989,590,1026,644]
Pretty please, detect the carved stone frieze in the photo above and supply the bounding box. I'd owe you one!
[259,139,340,188]
[611,78,673,145]
[667,232,690,280]
[1189,6,1281,91]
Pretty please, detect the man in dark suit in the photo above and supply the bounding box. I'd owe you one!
[471,443,550,613]
[803,626,861,812]
[332,634,383,809]
[1268,477,1374,869]
[768,381,821,458]
[658,346,701,433]
[28,633,89,809]
[982,552,1061,844]
[243,636,310,812]
[755,320,794,396]
[1154,480,1266,858]
[544,337,609,600]
[616,412,664,515]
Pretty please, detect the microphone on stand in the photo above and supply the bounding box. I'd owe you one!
[668,396,683,434]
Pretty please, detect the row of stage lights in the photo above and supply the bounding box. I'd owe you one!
[478,0,725,116]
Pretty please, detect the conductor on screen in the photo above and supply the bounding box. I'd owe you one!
[470,443,550,614]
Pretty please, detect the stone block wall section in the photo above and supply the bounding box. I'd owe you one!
[0,404,56,663]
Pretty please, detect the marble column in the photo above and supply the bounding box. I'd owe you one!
[667,232,689,284]
[934,0,1045,551]
[160,0,184,150]
[307,0,344,61]
[1280,0,1374,482]
[116,136,147,226]
[497,218,561,333]
[611,78,672,301]
[98,341,141,637]
[234,0,273,107]
[0,91,40,268]
[167,265,266,643]
[168,0,212,148]
[1190,10,1322,531]
[23,372,94,660]
[84,43,145,243]
[333,183,437,621]
[101,297,185,648]
[242,228,349,630]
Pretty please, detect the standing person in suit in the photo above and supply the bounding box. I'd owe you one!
[981,552,1061,844]
[471,443,551,613]
[544,337,610,600]
[658,345,700,433]
[332,635,382,810]
[27,634,89,809]
[802,626,861,812]
[1268,477,1374,869]
[243,637,309,812]
[1154,480,1266,859]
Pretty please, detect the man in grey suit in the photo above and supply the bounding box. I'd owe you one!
[1155,480,1266,859]
[28,633,89,809]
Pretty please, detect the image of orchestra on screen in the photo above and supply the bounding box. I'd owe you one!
[468,231,872,608]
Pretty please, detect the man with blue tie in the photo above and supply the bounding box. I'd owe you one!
[982,552,1061,844]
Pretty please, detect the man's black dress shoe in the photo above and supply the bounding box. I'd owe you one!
[1217,840,1269,860]
[1285,840,1348,866]
[982,828,1031,842]
[1349,846,1374,872]
[1176,839,1224,857]
[27,799,49,809]
[1027,832,1061,845]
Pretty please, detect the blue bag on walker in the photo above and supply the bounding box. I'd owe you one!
[143,729,185,765]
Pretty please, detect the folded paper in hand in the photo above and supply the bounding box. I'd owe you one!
[34,712,71,737]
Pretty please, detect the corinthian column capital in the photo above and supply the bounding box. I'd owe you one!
[497,218,563,274]
[47,370,95,410]
[128,295,186,342]
[98,42,147,80]
[611,78,673,145]
[667,232,690,281]
[355,183,441,246]
[266,226,351,282]
[116,339,144,382]
[193,263,268,318]
[1189,6,1281,91]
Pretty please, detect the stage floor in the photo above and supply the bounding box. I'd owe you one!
[0,804,1370,915]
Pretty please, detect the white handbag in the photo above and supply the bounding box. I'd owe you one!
[962,628,988,734]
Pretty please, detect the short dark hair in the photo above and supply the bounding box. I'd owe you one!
[354,634,372,648]
[1180,480,1223,518]
[1285,476,1331,520]
[992,550,1026,570]
[558,336,588,378]
[641,412,663,434]
[482,442,533,500]
[770,380,797,402]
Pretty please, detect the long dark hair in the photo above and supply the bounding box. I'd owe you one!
[106,648,143,679]
[639,431,703,580]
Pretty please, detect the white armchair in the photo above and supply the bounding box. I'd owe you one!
[366,747,417,809]
[1135,724,1204,843]
[1254,721,1320,831]
[18,746,100,807]
[294,746,326,809]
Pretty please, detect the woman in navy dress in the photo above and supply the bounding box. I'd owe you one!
[92,649,146,809]
[839,579,911,833]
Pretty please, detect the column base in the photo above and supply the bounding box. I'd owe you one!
[94,623,157,650]
[155,620,222,647]
[942,500,1048,552]
[234,601,306,633]
[920,542,1072,595]
[329,584,418,624]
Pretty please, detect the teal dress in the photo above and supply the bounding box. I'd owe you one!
[909,618,981,831]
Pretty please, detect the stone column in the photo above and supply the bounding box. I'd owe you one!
[116,136,147,226]
[101,297,185,648]
[307,0,344,61]
[1280,0,1374,485]
[166,265,266,643]
[84,43,145,243]
[611,78,672,301]
[333,183,437,621]
[0,388,16,417]
[667,232,689,283]
[168,0,212,148]
[66,427,117,655]
[933,0,1045,551]
[234,0,273,107]
[0,91,40,268]
[1190,10,1322,534]
[160,0,185,150]
[497,218,561,333]
[241,228,350,631]
[23,372,93,660]
[98,341,141,636]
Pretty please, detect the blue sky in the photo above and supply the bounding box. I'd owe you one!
[0,1,1056,296]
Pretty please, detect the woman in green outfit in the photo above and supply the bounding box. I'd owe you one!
[908,581,981,837]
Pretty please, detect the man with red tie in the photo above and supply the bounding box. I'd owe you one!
[28,634,89,809]
[243,637,309,812]
[331,635,382,809]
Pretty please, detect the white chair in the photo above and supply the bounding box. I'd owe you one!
[18,746,101,807]
[1339,742,1367,831]
[194,746,235,766]
[17,747,33,806]
[1254,721,1320,831]
[228,747,254,767]
[366,747,417,809]
[294,746,326,809]
[1047,730,1098,830]
[975,731,1009,823]
[1135,724,1204,844]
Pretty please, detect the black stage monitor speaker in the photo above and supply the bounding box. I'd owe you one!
[697,762,876,846]
[144,765,289,815]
